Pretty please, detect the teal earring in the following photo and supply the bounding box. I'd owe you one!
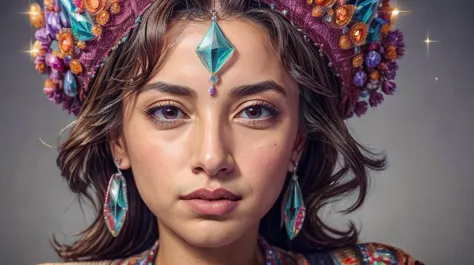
[195,10,235,96]
[104,159,129,237]
[281,162,306,240]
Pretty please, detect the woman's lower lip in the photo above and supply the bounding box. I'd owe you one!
[183,199,238,216]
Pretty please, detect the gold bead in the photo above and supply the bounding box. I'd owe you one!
[85,0,106,14]
[58,30,74,55]
[96,10,110,25]
[312,6,325,17]
[110,2,121,14]
[30,40,42,59]
[352,54,364,68]
[77,41,86,50]
[45,78,56,89]
[369,70,381,81]
[307,0,314,4]
[29,3,45,29]
[91,24,102,37]
[339,35,352,50]
[69,59,83,74]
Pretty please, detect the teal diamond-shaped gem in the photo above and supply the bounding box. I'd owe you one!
[104,173,128,237]
[60,0,95,41]
[283,178,306,240]
[196,19,235,74]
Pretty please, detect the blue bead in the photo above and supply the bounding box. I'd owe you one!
[365,51,382,68]
[209,75,218,83]
[60,0,95,41]
[63,71,78,97]
[354,70,368,87]
[196,20,235,74]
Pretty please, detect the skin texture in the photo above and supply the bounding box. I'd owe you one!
[112,18,306,265]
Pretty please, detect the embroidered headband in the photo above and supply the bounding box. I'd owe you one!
[28,0,404,118]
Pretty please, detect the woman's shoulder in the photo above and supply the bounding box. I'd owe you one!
[300,242,424,265]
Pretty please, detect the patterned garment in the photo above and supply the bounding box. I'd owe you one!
[109,238,424,265]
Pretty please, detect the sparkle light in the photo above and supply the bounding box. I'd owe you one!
[423,34,438,54]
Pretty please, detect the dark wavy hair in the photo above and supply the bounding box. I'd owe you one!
[53,0,387,261]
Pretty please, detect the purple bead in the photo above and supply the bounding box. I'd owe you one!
[365,51,382,68]
[46,12,62,37]
[209,86,216,96]
[63,55,71,65]
[46,54,66,72]
[353,71,367,88]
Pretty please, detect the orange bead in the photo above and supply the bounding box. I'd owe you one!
[45,78,56,88]
[29,3,45,29]
[334,5,354,27]
[339,35,352,50]
[312,6,325,17]
[30,40,42,59]
[91,24,102,37]
[77,41,86,50]
[69,59,83,74]
[385,44,398,60]
[84,0,106,14]
[315,0,327,6]
[369,70,381,81]
[96,10,110,25]
[352,54,364,67]
[110,2,121,14]
[349,23,368,46]
[58,30,74,55]
[36,62,47,74]
[381,23,392,36]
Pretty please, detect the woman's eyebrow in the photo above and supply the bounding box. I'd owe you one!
[142,80,287,98]
[229,81,287,98]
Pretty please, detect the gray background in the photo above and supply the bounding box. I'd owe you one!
[1,0,473,264]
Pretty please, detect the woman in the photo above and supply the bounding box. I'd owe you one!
[29,0,421,264]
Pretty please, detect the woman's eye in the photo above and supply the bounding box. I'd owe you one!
[153,106,186,120]
[238,106,274,120]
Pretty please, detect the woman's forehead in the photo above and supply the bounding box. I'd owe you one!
[155,18,291,93]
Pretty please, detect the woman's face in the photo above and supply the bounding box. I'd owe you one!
[113,18,305,247]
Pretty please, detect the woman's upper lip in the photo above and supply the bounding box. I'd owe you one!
[180,188,241,201]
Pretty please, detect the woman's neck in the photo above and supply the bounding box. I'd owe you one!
[154,225,265,265]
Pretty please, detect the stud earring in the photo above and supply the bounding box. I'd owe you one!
[281,162,306,240]
[104,158,129,237]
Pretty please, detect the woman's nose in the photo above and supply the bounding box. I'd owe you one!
[190,117,235,178]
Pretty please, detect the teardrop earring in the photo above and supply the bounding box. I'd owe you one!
[281,162,306,240]
[104,158,129,237]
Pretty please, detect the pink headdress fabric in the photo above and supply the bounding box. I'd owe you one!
[28,0,404,118]
[260,0,405,118]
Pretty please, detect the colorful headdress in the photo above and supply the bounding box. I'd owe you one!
[28,0,404,118]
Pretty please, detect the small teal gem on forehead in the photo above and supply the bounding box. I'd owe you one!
[195,16,235,75]
[210,75,218,83]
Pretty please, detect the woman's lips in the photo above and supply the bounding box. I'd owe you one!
[183,199,238,216]
[180,188,241,216]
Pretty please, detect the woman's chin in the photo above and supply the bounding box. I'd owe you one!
[177,220,249,248]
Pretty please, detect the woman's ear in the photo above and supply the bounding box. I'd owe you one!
[288,132,307,172]
[109,133,131,170]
